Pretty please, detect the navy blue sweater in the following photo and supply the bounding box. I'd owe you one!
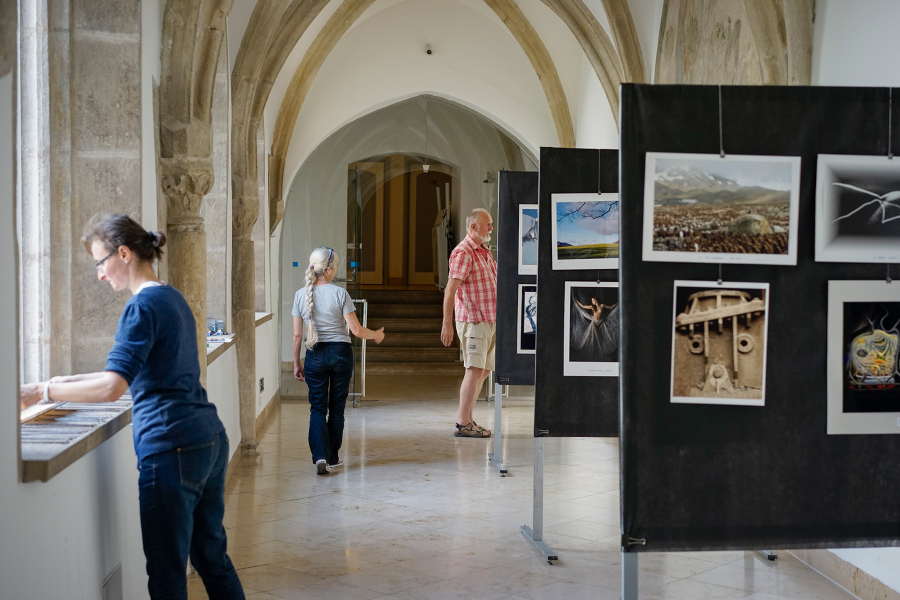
[106,285,223,462]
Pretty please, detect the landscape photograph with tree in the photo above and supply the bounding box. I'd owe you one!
[551,193,620,269]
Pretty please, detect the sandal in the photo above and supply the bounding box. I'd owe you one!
[454,422,491,438]
[471,422,491,435]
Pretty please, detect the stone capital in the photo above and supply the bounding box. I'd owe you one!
[161,159,214,224]
[232,177,260,237]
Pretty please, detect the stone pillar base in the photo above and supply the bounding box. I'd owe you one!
[240,441,259,457]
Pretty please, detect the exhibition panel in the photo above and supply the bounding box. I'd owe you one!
[496,171,539,385]
[619,84,900,552]
[534,148,619,438]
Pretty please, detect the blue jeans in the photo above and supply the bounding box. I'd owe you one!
[304,342,354,464]
[138,431,244,600]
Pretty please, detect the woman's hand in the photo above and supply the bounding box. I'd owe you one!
[374,327,385,344]
[20,382,44,409]
[294,362,305,382]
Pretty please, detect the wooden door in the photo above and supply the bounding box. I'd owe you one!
[349,162,384,285]
[408,168,452,285]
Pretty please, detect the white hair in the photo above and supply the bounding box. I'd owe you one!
[304,246,339,349]
[466,208,490,232]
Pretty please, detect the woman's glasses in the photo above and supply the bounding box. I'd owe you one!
[94,250,117,271]
[323,247,334,268]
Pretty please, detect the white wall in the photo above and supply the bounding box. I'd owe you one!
[812,0,900,87]
[812,0,900,591]
[256,318,281,417]
[208,345,241,451]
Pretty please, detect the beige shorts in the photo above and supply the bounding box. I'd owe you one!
[455,321,496,371]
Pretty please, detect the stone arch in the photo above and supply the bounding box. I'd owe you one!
[158,0,234,384]
[281,91,540,209]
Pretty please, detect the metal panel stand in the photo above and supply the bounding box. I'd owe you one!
[622,551,638,600]
[520,438,558,562]
[488,383,507,475]
[758,550,778,560]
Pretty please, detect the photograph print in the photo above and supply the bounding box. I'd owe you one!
[670,280,769,406]
[827,280,900,434]
[517,284,537,354]
[563,282,619,377]
[816,155,900,263]
[518,205,539,275]
[643,153,801,265]
[551,193,619,270]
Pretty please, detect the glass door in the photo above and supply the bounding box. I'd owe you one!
[346,167,364,404]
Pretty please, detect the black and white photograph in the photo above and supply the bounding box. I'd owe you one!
[551,193,619,270]
[517,284,536,354]
[518,205,538,275]
[563,282,618,376]
[816,155,900,263]
[643,153,801,265]
[828,281,900,434]
[670,280,769,406]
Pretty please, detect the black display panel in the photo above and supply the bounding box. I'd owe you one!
[620,84,900,552]
[496,171,539,385]
[533,148,619,437]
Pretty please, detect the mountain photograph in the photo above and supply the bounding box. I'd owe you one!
[647,154,796,257]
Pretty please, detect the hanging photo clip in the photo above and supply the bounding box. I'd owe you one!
[718,85,726,159]
[889,87,894,160]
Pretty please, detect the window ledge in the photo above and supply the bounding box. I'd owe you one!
[255,312,272,327]
[207,335,236,365]
[20,399,133,483]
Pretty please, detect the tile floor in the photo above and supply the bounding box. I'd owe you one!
[189,374,854,600]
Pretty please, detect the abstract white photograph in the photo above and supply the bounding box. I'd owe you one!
[518,205,538,275]
[670,280,769,406]
[643,153,801,266]
[551,193,619,270]
[563,282,619,377]
[827,280,900,434]
[816,155,900,263]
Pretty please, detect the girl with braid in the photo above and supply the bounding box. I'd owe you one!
[292,247,385,475]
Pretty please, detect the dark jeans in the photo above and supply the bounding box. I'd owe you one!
[138,431,244,600]
[304,341,354,464]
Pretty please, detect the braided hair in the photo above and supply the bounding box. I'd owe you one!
[304,247,338,349]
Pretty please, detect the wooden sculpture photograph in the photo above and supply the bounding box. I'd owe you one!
[671,281,769,406]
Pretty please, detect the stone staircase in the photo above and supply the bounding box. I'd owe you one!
[355,289,461,374]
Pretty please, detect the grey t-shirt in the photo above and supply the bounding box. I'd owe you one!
[292,283,356,344]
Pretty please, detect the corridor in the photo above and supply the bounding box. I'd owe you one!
[193,375,854,600]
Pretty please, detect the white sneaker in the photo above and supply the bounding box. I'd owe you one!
[328,459,343,470]
[315,459,330,475]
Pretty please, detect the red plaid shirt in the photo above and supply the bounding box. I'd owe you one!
[448,234,497,323]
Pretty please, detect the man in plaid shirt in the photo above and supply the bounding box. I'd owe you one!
[441,208,496,438]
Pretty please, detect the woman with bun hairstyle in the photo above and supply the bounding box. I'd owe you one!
[20,214,245,599]
[293,247,385,475]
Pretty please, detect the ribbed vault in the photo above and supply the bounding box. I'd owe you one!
[267,0,645,235]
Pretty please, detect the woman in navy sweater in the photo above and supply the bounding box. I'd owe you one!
[20,214,244,600]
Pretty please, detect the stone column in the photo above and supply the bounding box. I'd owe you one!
[233,177,259,456]
[162,160,213,386]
